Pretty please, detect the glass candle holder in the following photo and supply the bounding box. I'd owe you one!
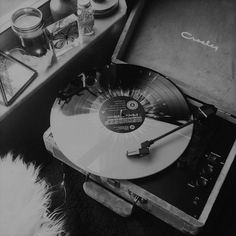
[11,7,55,72]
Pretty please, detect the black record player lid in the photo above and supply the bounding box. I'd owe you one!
[115,0,236,116]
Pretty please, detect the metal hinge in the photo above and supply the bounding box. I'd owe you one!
[128,190,148,204]
[217,109,236,123]
[106,178,120,188]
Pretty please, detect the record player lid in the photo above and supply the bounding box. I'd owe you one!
[114,0,236,116]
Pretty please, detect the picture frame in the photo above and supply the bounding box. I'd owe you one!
[0,50,37,106]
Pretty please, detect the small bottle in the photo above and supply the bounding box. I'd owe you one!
[77,0,94,37]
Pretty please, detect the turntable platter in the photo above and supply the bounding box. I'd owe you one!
[50,64,193,179]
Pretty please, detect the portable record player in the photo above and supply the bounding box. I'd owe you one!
[43,0,236,234]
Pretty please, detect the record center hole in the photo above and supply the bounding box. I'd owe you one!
[120,110,125,117]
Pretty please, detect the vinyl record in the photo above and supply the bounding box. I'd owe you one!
[50,64,193,179]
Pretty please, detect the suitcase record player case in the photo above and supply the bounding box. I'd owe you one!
[43,0,236,234]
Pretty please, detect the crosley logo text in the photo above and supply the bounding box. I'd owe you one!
[181,32,219,51]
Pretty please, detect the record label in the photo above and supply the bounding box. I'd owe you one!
[99,96,145,133]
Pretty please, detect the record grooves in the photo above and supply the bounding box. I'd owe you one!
[50,64,194,179]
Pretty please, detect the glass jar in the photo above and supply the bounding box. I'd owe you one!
[77,0,94,36]
[11,7,55,71]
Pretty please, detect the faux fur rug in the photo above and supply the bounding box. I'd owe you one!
[0,153,66,236]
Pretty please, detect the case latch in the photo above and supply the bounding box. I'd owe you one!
[83,179,133,217]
